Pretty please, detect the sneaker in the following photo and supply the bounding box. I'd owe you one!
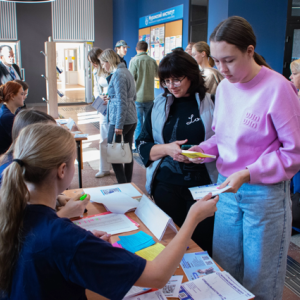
[95,171,111,178]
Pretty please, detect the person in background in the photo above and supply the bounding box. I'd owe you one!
[0,122,219,300]
[100,49,137,183]
[115,40,129,68]
[136,51,218,255]
[88,48,112,178]
[129,41,158,151]
[14,80,28,110]
[0,109,89,219]
[290,58,300,97]
[0,45,21,86]
[192,41,224,94]
[189,16,300,299]
[0,81,24,155]
[185,42,195,55]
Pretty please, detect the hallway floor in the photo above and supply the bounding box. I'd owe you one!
[32,103,300,300]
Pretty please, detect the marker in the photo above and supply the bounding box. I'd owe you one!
[80,194,87,201]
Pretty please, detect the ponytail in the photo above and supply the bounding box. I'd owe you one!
[253,52,271,69]
[208,57,215,68]
[0,161,29,291]
[0,123,76,292]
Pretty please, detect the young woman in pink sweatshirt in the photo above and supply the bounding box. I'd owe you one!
[188,16,300,299]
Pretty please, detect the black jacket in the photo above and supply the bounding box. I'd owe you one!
[0,61,22,86]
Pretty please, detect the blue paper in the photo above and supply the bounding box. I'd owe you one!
[118,231,155,253]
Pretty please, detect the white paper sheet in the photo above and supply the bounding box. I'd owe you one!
[56,119,68,125]
[188,184,231,200]
[72,213,138,235]
[161,275,183,298]
[128,290,167,300]
[175,35,182,48]
[179,272,254,300]
[84,183,142,202]
[66,118,75,130]
[123,286,151,299]
[170,36,176,51]
[135,195,177,240]
[90,192,139,214]
[165,37,171,54]
[154,44,160,60]
[74,133,88,138]
[91,96,107,116]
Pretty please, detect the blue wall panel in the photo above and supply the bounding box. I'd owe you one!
[113,0,189,67]
[228,0,288,73]
[207,0,228,43]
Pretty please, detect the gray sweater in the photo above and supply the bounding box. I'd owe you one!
[107,63,137,129]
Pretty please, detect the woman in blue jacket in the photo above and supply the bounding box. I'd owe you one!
[100,49,137,183]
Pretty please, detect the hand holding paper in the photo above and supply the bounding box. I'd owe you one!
[218,169,250,193]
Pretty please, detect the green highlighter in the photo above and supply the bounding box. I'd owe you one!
[80,194,88,201]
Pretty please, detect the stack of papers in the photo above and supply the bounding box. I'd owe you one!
[161,275,183,298]
[123,286,151,299]
[188,184,231,200]
[179,272,254,300]
[180,252,220,281]
[118,231,155,253]
[135,243,165,261]
[89,192,139,214]
[126,290,167,300]
[72,213,138,235]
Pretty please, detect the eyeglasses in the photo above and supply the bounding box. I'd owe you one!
[162,76,186,88]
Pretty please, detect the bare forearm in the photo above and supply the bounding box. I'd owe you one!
[149,144,169,161]
[135,218,197,288]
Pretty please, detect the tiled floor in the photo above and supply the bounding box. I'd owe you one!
[32,103,300,299]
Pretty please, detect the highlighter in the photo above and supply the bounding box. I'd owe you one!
[80,194,87,201]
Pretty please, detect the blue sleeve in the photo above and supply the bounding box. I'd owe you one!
[68,231,146,300]
[1,112,14,139]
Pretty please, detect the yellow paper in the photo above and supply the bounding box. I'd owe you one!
[135,243,165,261]
[181,150,216,159]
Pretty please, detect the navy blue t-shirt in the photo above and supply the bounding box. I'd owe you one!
[6,205,146,300]
[0,104,15,155]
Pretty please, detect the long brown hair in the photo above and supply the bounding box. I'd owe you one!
[193,41,215,68]
[0,123,75,292]
[210,16,271,69]
[0,81,23,104]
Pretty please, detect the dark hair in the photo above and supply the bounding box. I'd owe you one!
[0,109,56,165]
[14,80,29,91]
[87,47,103,66]
[158,51,207,100]
[0,45,12,57]
[136,41,148,52]
[210,16,271,69]
[0,81,22,104]
[172,47,184,52]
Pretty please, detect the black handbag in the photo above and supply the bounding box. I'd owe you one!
[291,192,300,229]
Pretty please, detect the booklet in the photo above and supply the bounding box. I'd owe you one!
[91,96,107,116]
[161,275,183,298]
[178,271,254,300]
[180,252,221,281]
[181,150,216,159]
[188,183,231,200]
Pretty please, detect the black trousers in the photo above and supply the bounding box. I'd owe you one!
[153,180,215,256]
[107,123,136,183]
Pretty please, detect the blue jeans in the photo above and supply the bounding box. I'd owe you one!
[134,101,153,147]
[214,174,291,300]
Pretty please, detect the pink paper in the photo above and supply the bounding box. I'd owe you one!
[112,242,123,249]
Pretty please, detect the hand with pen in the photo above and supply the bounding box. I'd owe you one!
[57,193,90,219]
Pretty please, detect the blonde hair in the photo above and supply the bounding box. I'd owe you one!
[0,123,75,292]
[193,41,215,68]
[291,59,300,73]
[99,49,120,73]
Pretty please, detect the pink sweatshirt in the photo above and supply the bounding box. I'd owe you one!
[200,66,300,184]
